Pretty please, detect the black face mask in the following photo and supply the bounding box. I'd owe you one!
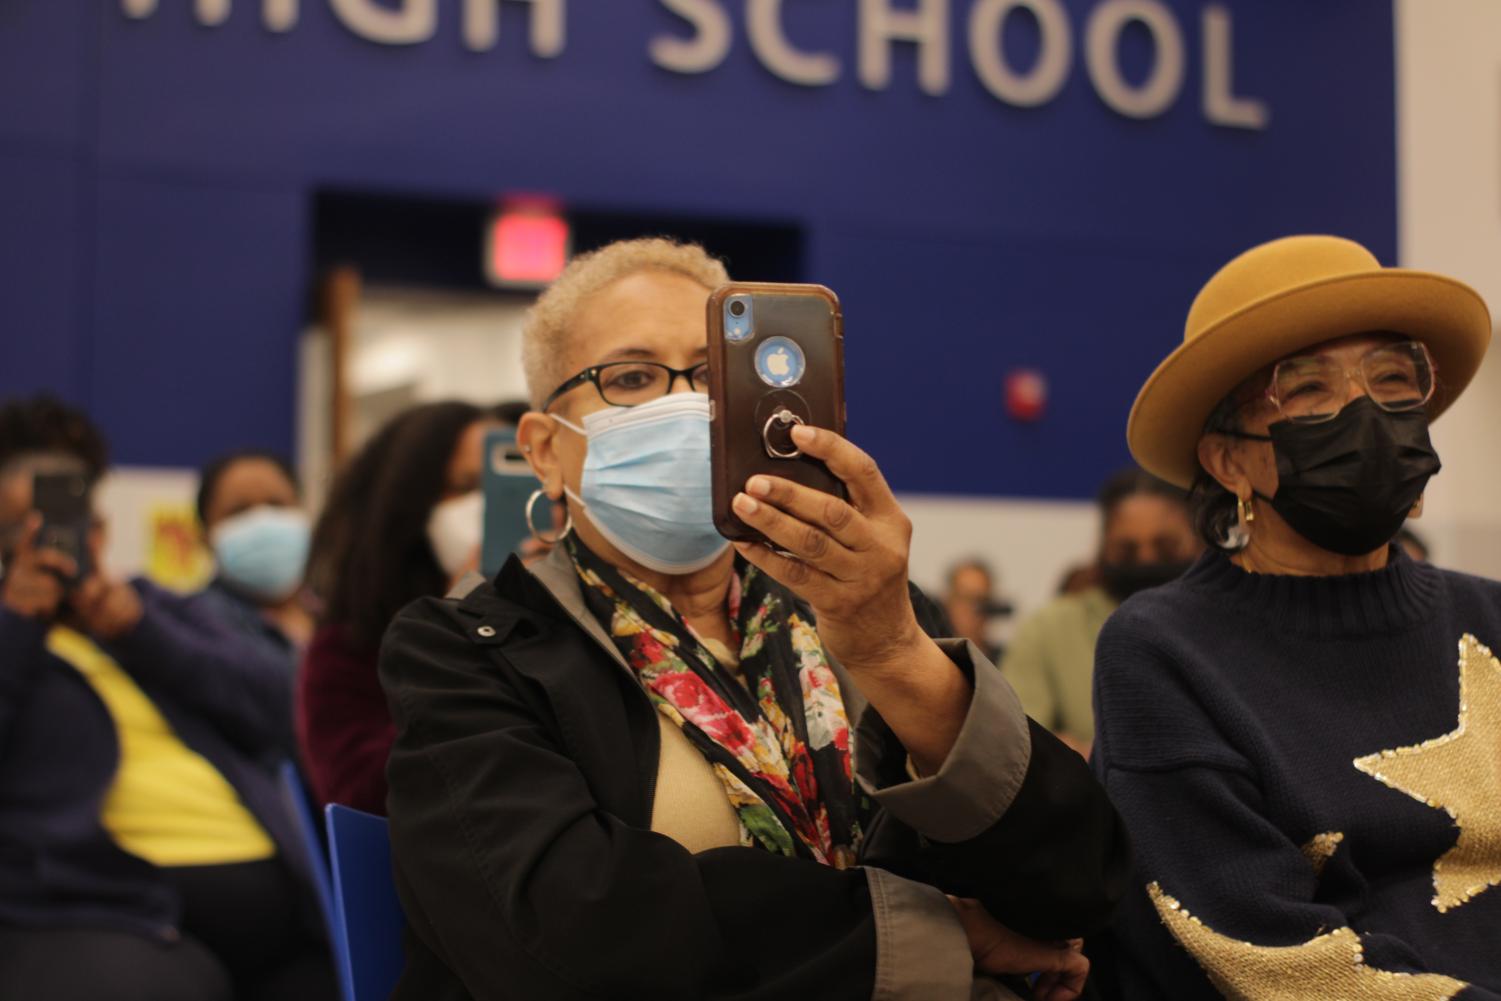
[1236,396,1441,557]
[1100,560,1194,603]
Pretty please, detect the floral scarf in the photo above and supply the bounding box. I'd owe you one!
[569,538,862,867]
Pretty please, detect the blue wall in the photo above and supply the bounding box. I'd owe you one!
[0,0,1395,498]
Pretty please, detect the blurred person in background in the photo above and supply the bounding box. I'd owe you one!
[1003,469,1198,759]
[492,399,530,427]
[1055,563,1099,596]
[1397,525,1430,562]
[297,401,502,814]
[378,239,1128,1001]
[0,396,332,1001]
[1093,236,1499,998]
[193,450,313,670]
[942,558,1010,662]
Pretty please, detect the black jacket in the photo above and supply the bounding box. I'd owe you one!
[379,552,1129,1000]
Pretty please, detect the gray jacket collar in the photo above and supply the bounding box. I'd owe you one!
[527,544,633,674]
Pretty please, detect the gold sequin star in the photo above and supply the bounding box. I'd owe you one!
[1354,633,1501,912]
[1300,831,1344,877]
[1149,883,1467,1000]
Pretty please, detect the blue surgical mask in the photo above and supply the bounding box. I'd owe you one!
[555,393,729,575]
[211,505,311,603]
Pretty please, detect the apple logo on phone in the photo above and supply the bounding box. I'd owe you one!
[756,336,805,389]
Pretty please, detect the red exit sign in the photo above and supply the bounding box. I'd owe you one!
[486,200,570,288]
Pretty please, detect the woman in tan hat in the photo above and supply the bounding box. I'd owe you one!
[1090,235,1501,999]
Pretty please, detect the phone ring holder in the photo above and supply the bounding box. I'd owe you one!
[526,490,573,545]
[763,408,805,459]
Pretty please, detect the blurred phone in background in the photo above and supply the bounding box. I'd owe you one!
[32,472,93,585]
[481,429,537,576]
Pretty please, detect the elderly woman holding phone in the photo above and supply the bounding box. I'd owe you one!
[377,239,1128,1001]
[1092,236,1501,998]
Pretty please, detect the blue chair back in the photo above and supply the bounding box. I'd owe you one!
[326,804,408,1001]
[277,761,337,937]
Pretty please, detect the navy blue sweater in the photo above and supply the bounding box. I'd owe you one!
[1093,547,1501,1000]
[0,580,312,940]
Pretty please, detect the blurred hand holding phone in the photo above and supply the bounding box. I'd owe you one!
[1,513,77,621]
[2,471,141,636]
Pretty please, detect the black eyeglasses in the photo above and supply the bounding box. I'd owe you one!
[543,361,710,411]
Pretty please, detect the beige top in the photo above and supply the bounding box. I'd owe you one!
[650,715,743,852]
[649,632,744,851]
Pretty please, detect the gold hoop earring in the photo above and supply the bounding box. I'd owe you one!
[526,490,572,545]
[1238,495,1256,526]
[1410,494,1425,518]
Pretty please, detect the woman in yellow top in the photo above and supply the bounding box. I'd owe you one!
[0,396,333,1001]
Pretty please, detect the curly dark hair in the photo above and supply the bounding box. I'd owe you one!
[306,401,490,652]
[196,449,299,526]
[1187,395,1246,551]
[492,400,531,426]
[0,395,109,484]
[1096,467,1186,522]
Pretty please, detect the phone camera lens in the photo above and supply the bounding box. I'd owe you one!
[729,300,746,317]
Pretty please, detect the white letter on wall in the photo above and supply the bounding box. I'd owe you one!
[1202,4,1267,129]
[747,0,839,86]
[1084,0,1184,119]
[464,0,566,56]
[651,0,732,74]
[858,0,950,95]
[328,0,436,45]
[968,0,1070,107]
[122,0,298,30]
[196,0,231,25]
[263,0,298,31]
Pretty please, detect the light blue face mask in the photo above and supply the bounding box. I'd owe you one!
[210,505,311,603]
[555,393,729,575]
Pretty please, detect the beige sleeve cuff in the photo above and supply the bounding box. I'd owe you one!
[866,867,975,1001]
[861,639,1032,843]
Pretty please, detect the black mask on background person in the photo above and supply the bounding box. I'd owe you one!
[1238,396,1441,557]
[1100,560,1194,603]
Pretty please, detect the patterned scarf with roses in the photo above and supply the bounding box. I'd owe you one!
[569,537,862,867]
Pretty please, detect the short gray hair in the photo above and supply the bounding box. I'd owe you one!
[521,238,730,407]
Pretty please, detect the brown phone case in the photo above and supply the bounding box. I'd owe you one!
[708,282,847,545]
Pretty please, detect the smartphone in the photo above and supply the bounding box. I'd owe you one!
[707,282,847,545]
[481,428,538,576]
[32,472,93,584]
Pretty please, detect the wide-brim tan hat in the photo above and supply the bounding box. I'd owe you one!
[1129,235,1492,488]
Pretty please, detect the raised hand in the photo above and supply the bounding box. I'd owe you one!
[729,424,924,674]
[71,573,143,641]
[1,515,75,621]
[730,424,973,774]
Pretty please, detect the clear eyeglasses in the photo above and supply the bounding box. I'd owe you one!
[1263,339,1435,424]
